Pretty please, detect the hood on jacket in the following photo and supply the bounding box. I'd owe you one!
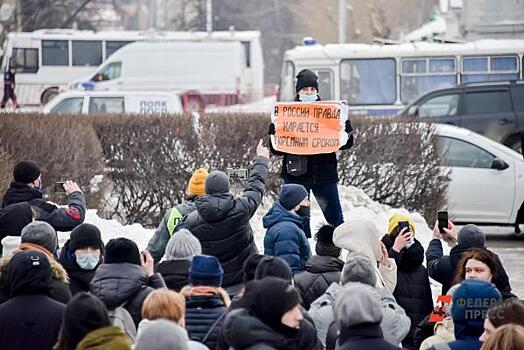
[333,218,381,262]
[1,243,69,283]
[134,319,188,350]
[8,249,52,297]
[262,202,304,229]
[76,326,132,350]
[1,181,42,207]
[0,202,33,236]
[90,263,149,308]
[305,255,344,274]
[334,282,383,328]
[195,193,235,223]
[452,279,501,340]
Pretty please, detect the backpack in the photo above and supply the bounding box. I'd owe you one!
[108,303,137,341]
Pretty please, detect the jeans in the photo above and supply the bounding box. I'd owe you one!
[285,180,344,238]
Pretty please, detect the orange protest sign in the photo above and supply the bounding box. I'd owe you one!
[270,101,349,155]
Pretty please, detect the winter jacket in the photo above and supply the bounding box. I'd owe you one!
[0,202,33,255]
[309,282,410,348]
[425,239,514,298]
[293,255,343,309]
[185,292,227,350]
[269,131,354,186]
[1,182,86,232]
[0,244,72,304]
[136,319,208,350]
[333,220,398,293]
[382,236,434,349]
[222,308,323,350]
[263,202,311,274]
[89,263,166,327]
[419,317,455,350]
[336,323,402,350]
[76,326,132,350]
[0,249,65,350]
[155,259,191,291]
[58,239,101,295]
[147,199,197,262]
[183,156,268,287]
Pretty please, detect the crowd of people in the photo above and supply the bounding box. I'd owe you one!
[0,70,523,350]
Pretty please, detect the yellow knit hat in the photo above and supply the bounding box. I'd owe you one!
[387,213,415,235]
[187,168,209,197]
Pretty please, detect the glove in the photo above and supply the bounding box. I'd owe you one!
[268,123,276,135]
[345,119,353,134]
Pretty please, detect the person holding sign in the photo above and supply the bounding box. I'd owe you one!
[268,69,354,238]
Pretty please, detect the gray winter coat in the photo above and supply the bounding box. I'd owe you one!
[90,263,166,327]
[147,199,197,262]
[309,282,410,348]
[182,156,268,287]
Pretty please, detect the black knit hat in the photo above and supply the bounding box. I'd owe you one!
[13,160,41,183]
[244,277,301,332]
[279,184,308,211]
[295,69,318,93]
[104,238,140,265]
[255,256,293,282]
[315,224,341,257]
[69,223,104,253]
[242,254,265,285]
[63,292,110,349]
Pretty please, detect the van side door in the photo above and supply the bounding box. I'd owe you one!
[460,87,516,144]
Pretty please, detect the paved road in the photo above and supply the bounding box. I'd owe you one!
[485,232,524,298]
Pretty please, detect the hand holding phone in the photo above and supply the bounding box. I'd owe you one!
[392,222,412,253]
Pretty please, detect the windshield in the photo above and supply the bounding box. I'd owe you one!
[92,61,121,82]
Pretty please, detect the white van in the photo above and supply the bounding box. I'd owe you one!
[67,41,247,110]
[43,90,183,114]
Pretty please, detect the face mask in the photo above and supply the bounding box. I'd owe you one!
[76,253,100,270]
[299,94,317,102]
[405,238,415,249]
[296,206,311,218]
[35,179,43,193]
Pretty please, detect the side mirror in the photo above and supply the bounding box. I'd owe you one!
[491,158,509,170]
[408,106,419,118]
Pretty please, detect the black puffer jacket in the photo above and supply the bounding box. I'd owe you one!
[1,182,86,232]
[293,255,344,310]
[155,259,191,292]
[185,293,227,350]
[89,263,166,327]
[223,308,323,350]
[59,239,102,295]
[183,156,268,287]
[382,236,433,350]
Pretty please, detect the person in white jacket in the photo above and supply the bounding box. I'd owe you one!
[333,217,397,293]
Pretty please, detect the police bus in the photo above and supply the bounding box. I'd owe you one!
[280,39,524,115]
[1,29,264,106]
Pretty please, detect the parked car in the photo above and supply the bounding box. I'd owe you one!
[434,123,524,233]
[399,81,524,153]
[43,90,183,114]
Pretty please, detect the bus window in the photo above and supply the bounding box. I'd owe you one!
[89,97,125,113]
[279,61,295,101]
[73,41,102,66]
[242,41,251,68]
[10,48,38,73]
[401,57,456,103]
[42,40,69,66]
[316,70,333,100]
[106,41,133,59]
[462,55,518,82]
[92,62,121,82]
[51,97,84,114]
[340,59,396,105]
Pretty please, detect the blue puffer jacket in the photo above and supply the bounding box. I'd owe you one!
[263,202,311,274]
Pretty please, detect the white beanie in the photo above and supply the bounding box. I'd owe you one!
[163,229,202,261]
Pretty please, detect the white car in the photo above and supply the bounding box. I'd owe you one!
[434,124,524,231]
[43,90,183,114]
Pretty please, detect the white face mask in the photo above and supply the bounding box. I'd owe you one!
[76,253,100,270]
[299,94,317,102]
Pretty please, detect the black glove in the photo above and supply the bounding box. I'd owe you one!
[345,119,353,134]
[268,123,276,135]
